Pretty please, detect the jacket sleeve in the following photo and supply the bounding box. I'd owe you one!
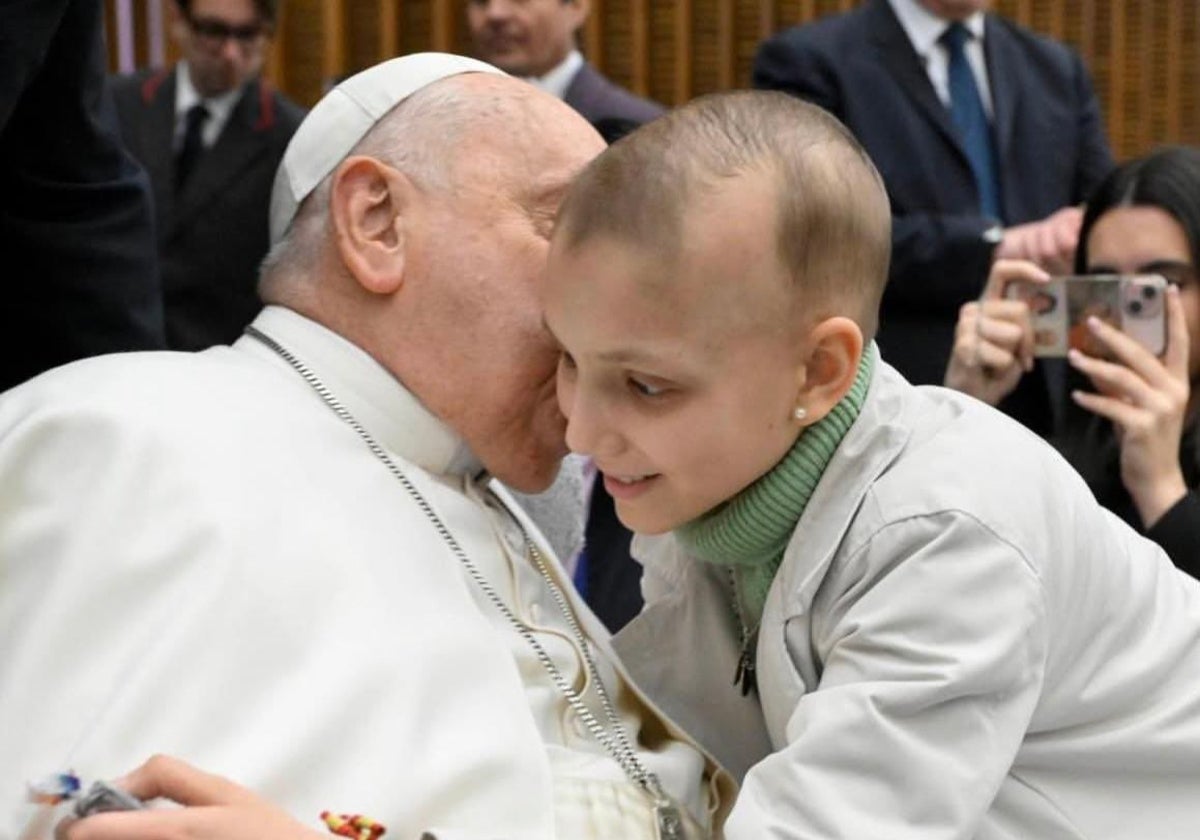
[725,512,1048,839]
[0,0,164,391]
[1145,491,1200,580]
[1068,49,1115,203]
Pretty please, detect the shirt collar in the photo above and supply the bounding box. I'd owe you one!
[888,0,986,58]
[234,306,484,478]
[175,62,245,130]
[524,50,584,100]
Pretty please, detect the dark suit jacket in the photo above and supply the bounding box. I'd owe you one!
[754,0,1113,433]
[111,68,304,350]
[565,61,664,130]
[581,481,642,633]
[0,0,164,392]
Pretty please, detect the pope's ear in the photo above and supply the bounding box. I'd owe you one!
[794,316,864,426]
[329,155,409,296]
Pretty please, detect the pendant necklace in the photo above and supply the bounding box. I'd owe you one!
[244,326,687,840]
[727,569,758,697]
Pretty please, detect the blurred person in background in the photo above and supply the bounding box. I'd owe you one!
[754,0,1113,438]
[466,0,663,135]
[945,147,1200,572]
[0,0,164,392]
[111,0,304,350]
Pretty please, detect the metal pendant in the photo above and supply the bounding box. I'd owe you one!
[733,636,758,696]
[654,801,686,840]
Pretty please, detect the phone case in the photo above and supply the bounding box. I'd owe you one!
[1003,274,1167,358]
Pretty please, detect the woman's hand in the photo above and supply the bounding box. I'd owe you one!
[59,756,326,840]
[944,260,1047,406]
[1069,284,1191,528]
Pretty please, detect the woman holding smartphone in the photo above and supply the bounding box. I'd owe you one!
[945,146,1200,573]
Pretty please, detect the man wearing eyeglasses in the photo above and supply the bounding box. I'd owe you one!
[111,0,305,351]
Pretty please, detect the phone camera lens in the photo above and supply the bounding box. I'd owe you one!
[1128,299,1144,315]
[1142,285,1158,300]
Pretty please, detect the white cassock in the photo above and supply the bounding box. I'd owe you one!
[0,306,734,840]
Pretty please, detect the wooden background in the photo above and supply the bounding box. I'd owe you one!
[105,0,1200,161]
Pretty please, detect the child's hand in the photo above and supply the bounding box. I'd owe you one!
[1069,284,1191,528]
[944,260,1046,406]
[58,756,324,840]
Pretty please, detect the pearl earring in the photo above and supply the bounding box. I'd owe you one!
[793,406,808,422]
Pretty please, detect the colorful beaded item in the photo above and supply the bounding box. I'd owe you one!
[26,772,82,806]
[320,811,386,840]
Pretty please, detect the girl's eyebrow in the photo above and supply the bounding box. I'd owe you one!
[541,315,662,365]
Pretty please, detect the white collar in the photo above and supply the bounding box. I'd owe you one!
[524,50,584,101]
[175,61,245,128]
[234,306,484,478]
[888,0,986,58]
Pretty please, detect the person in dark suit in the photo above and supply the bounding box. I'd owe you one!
[111,0,304,351]
[467,0,663,631]
[0,0,165,393]
[466,0,664,129]
[754,0,1113,436]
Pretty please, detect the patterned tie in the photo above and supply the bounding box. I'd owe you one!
[175,103,210,191]
[940,23,1002,220]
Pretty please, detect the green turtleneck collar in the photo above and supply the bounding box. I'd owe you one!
[676,343,877,623]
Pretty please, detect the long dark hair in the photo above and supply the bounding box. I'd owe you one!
[1076,146,1200,273]
[1066,146,1200,515]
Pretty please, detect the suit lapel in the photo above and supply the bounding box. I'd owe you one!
[137,70,178,244]
[982,15,1020,171]
[866,0,969,168]
[172,79,272,232]
[563,62,602,116]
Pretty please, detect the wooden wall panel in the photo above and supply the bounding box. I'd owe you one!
[107,0,1199,161]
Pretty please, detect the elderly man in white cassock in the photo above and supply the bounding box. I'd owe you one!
[0,54,739,840]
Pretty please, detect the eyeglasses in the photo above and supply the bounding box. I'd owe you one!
[187,15,268,51]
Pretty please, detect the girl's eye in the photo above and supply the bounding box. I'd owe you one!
[630,378,667,397]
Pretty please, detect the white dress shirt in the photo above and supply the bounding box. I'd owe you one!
[888,0,993,117]
[174,61,244,149]
[524,49,584,101]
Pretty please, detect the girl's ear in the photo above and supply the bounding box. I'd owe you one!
[793,316,865,426]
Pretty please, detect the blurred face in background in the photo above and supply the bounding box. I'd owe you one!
[172,0,272,98]
[466,0,589,78]
[1085,205,1200,381]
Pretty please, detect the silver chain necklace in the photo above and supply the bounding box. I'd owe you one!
[245,326,686,840]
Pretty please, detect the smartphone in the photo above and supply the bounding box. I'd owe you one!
[1003,273,1167,358]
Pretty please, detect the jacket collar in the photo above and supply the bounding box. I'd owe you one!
[772,357,913,612]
